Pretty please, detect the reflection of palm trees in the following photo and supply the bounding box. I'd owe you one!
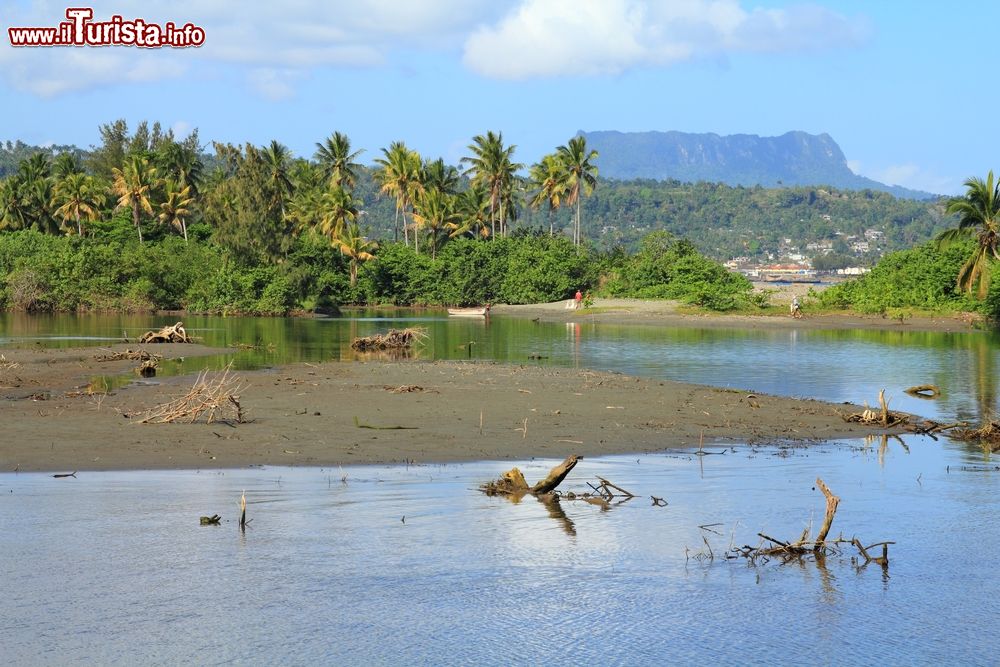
[972,337,997,422]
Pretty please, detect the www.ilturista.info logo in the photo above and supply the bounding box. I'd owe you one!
[8,8,205,48]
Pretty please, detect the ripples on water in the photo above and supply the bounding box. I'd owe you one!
[3,439,999,665]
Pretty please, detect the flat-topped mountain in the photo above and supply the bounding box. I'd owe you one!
[580,130,936,200]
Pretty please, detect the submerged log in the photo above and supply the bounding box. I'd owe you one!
[481,455,580,496]
[904,384,941,398]
[530,454,581,494]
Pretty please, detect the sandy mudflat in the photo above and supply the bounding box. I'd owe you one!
[0,342,909,472]
[491,297,982,333]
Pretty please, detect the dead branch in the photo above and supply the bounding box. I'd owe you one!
[138,321,193,344]
[904,384,940,398]
[842,388,908,427]
[950,421,1000,452]
[531,454,581,494]
[135,359,158,377]
[814,477,840,547]
[481,455,580,496]
[200,514,221,525]
[139,363,247,424]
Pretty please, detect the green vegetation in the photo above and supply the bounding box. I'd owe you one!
[934,170,1000,297]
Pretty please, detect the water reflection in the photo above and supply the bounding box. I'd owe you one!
[3,311,1000,422]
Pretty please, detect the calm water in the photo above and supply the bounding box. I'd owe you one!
[2,312,1000,664]
[1,311,999,422]
[2,441,998,665]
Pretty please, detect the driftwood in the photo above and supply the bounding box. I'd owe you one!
[200,514,221,525]
[950,421,1000,452]
[95,348,162,362]
[140,363,247,424]
[239,491,247,532]
[52,471,77,478]
[481,454,581,496]
[351,327,426,351]
[904,384,941,398]
[723,478,893,568]
[135,359,158,377]
[139,322,193,344]
[842,389,908,427]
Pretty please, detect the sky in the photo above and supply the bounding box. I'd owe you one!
[0,0,995,195]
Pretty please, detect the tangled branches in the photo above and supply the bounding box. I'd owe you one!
[139,322,193,344]
[140,364,248,425]
[351,328,427,351]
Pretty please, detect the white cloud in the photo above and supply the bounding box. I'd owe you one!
[247,68,302,102]
[868,163,958,195]
[462,0,870,79]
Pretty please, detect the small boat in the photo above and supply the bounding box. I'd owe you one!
[447,305,490,317]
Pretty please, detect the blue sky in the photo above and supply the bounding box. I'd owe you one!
[0,0,994,194]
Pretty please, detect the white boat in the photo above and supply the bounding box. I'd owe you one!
[447,305,490,317]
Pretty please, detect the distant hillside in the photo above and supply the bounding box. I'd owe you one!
[580,130,936,200]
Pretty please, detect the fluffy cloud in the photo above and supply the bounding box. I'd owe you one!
[462,0,870,79]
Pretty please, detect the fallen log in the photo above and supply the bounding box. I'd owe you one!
[139,321,193,344]
[95,348,162,362]
[351,327,427,351]
[481,454,580,496]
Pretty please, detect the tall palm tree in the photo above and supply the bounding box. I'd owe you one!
[936,170,1000,298]
[412,188,460,259]
[317,185,358,243]
[373,141,422,246]
[335,223,377,287]
[529,153,568,236]
[51,173,105,236]
[111,155,158,244]
[158,179,195,242]
[157,142,204,197]
[461,131,521,238]
[556,136,599,246]
[315,132,364,189]
[262,140,293,218]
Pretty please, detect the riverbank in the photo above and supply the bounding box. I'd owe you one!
[490,297,983,333]
[0,343,910,472]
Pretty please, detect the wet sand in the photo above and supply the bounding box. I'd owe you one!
[1,342,909,472]
[491,297,983,333]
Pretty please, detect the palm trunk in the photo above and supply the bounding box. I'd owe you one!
[548,206,553,237]
[75,211,82,237]
[350,262,358,287]
[393,206,399,242]
[181,217,188,243]
[133,204,143,244]
[575,197,582,246]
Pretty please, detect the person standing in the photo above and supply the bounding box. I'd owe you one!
[574,289,583,310]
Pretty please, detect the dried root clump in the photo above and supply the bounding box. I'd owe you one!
[139,321,193,344]
[351,327,427,351]
[135,359,158,377]
[96,348,162,362]
[842,389,908,427]
[140,363,248,425]
[480,454,581,496]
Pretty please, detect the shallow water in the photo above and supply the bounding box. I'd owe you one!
[2,311,999,422]
[2,439,998,665]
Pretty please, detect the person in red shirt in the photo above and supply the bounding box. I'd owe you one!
[574,290,583,309]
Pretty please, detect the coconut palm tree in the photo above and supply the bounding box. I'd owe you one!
[421,158,460,195]
[158,179,195,242]
[52,153,84,180]
[262,140,293,218]
[412,188,460,259]
[335,223,377,287]
[455,184,491,239]
[461,131,521,238]
[51,173,105,236]
[556,136,599,246]
[0,178,29,231]
[111,155,158,244]
[529,154,568,236]
[157,142,204,197]
[373,141,423,246]
[315,132,364,189]
[317,185,358,243]
[936,170,1000,298]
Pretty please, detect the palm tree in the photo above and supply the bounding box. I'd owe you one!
[52,153,84,180]
[111,155,158,244]
[556,136,599,246]
[51,173,105,236]
[412,188,460,259]
[421,158,460,195]
[0,178,28,231]
[936,170,1000,298]
[262,140,293,218]
[373,141,423,246]
[317,185,358,243]
[158,179,195,242]
[529,154,567,236]
[335,223,377,287]
[455,184,491,239]
[157,142,204,197]
[461,131,521,238]
[315,132,364,189]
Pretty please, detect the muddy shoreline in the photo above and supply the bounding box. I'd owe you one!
[0,342,910,472]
